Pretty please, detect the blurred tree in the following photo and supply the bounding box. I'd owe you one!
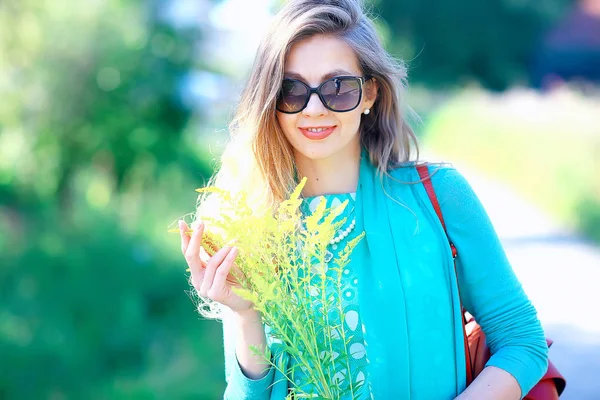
[372,0,576,90]
[0,0,212,214]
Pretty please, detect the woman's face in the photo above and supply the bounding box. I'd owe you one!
[276,35,377,163]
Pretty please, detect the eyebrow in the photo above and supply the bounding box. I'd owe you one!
[283,69,357,82]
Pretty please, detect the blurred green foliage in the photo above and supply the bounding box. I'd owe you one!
[0,208,225,398]
[0,0,220,398]
[0,0,211,210]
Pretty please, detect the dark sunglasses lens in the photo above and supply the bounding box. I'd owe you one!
[277,80,308,113]
[320,78,361,111]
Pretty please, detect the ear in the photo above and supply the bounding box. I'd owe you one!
[363,77,379,111]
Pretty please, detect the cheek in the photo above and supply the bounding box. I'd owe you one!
[340,110,363,134]
[276,113,294,136]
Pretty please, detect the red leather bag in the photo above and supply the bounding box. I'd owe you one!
[417,166,566,399]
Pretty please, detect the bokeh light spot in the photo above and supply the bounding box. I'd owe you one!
[96,67,121,91]
[86,179,111,209]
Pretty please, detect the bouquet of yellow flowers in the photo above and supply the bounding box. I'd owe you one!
[172,178,366,399]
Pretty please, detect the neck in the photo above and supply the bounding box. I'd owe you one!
[294,141,361,198]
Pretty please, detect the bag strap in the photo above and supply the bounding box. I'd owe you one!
[416,165,458,259]
[416,165,474,385]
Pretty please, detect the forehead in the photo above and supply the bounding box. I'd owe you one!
[284,35,362,85]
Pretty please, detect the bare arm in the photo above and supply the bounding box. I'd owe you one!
[455,366,521,400]
[233,309,272,379]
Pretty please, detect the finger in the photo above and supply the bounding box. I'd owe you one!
[189,221,209,267]
[199,246,210,265]
[211,247,239,294]
[186,221,207,287]
[184,219,204,264]
[179,220,191,255]
[199,245,233,296]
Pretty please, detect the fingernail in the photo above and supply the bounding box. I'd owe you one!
[192,220,204,230]
[178,220,184,229]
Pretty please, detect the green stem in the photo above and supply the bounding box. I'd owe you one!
[335,264,356,399]
[318,249,339,399]
[296,246,328,397]
[262,282,332,399]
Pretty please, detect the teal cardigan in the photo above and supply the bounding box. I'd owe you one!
[220,157,548,400]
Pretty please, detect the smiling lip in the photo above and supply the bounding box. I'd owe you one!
[298,126,337,140]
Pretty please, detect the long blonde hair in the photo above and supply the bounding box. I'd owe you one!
[198,0,420,218]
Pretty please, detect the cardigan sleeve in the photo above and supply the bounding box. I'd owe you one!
[430,166,549,399]
[222,308,275,400]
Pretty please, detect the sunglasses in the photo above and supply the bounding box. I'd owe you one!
[276,75,372,114]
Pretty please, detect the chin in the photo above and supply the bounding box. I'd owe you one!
[287,129,361,162]
[293,141,354,162]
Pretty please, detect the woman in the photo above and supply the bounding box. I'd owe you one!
[178,0,549,399]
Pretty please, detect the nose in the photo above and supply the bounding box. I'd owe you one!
[302,92,328,117]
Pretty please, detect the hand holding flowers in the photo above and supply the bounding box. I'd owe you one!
[172,178,367,399]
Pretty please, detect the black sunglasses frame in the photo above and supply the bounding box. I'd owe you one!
[276,75,373,114]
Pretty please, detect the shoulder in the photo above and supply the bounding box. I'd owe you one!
[388,160,462,186]
[389,161,479,209]
[425,163,466,190]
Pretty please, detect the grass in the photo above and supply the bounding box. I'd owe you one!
[421,86,600,243]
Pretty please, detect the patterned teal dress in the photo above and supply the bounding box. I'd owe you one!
[287,192,372,399]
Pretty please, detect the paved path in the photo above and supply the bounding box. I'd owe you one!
[430,155,600,399]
